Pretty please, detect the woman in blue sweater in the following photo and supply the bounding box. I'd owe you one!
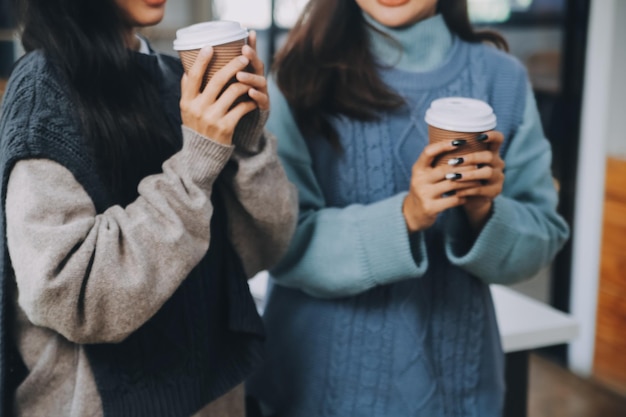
[246,0,570,416]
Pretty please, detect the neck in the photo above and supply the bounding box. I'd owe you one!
[364,13,453,72]
[122,28,141,51]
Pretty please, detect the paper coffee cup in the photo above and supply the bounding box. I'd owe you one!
[173,21,249,91]
[424,97,497,166]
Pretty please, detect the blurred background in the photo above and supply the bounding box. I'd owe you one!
[1,0,625,416]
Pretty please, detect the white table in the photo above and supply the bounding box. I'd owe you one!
[492,284,579,353]
[491,284,578,417]
[248,275,579,416]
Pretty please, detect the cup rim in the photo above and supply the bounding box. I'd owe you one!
[425,97,497,132]
[173,20,248,51]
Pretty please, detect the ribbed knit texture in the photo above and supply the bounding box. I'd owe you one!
[247,15,534,417]
[0,50,265,417]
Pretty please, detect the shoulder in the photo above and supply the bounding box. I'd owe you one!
[466,41,528,82]
[266,76,312,165]
[6,50,66,97]
[156,51,183,69]
[2,51,72,123]
[1,51,82,160]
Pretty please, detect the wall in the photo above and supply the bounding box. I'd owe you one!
[590,0,626,396]
[569,0,625,381]
[593,157,626,395]
[605,1,626,159]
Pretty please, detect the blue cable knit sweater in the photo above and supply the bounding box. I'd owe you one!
[246,14,570,417]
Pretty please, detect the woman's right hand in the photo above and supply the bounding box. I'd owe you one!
[403,140,483,233]
[180,46,259,145]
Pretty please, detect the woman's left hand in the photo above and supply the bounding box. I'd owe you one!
[236,30,269,111]
[454,130,506,231]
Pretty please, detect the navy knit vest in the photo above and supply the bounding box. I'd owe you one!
[0,50,265,417]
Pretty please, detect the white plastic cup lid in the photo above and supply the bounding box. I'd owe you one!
[424,97,497,132]
[173,21,249,51]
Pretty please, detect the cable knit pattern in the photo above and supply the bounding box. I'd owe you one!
[247,14,569,417]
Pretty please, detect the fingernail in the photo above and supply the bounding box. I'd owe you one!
[448,157,464,166]
[445,172,462,181]
[239,56,249,64]
[442,190,457,198]
[451,139,467,146]
[476,133,489,141]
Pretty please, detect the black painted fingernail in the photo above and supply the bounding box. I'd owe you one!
[442,190,457,198]
[451,139,467,146]
[445,172,462,181]
[476,133,489,141]
[448,157,464,166]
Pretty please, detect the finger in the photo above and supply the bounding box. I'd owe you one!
[414,139,468,170]
[444,151,493,167]
[213,82,256,113]
[236,71,267,90]
[456,183,502,199]
[436,180,483,196]
[428,193,467,211]
[247,88,269,111]
[182,46,213,99]
[248,30,257,52]
[202,55,250,103]
[476,130,504,154]
[221,99,259,128]
[443,166,497,183]
[242,44,265,76]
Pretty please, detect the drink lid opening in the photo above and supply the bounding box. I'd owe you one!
[173,21,249,51]
[425,97,497,132]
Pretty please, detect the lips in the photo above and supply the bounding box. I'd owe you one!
[144,0,167,7]
[377,0,411,6]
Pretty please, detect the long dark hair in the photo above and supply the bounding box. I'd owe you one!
[274,0,508,149]
[15,0,178,204]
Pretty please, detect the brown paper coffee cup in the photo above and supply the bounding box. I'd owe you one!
[178,38,247,91]
[174,21,249,92]
[428,126,490,166]
[424,97,497,166]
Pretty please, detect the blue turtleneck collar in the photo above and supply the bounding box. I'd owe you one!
[364,12,453,73]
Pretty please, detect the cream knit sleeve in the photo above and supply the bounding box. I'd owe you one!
[6,129,231,344]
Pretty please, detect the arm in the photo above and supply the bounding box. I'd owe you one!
[219,109,299,277]
[267,79,427,299]
[7,129,232,344]
[444,84,570,284]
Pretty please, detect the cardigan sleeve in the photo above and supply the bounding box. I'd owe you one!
[7,128,233,344]
[444,83,570,284]
[266,78,428,299]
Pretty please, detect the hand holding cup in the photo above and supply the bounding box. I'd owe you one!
[235,31,269,111]
[402,98,504,233]
[453,131,505,230]
[180,46,258,144]
[176,21,267,144]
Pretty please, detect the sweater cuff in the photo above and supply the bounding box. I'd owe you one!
[232,109,269,154]
[180,125,234,187]
[445,196,517,276]
[359,193,428,285]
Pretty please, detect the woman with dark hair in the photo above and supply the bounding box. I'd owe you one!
[0,0,297,416]
[246,0,569,416]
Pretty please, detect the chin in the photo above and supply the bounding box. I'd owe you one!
[136,13,165,27]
